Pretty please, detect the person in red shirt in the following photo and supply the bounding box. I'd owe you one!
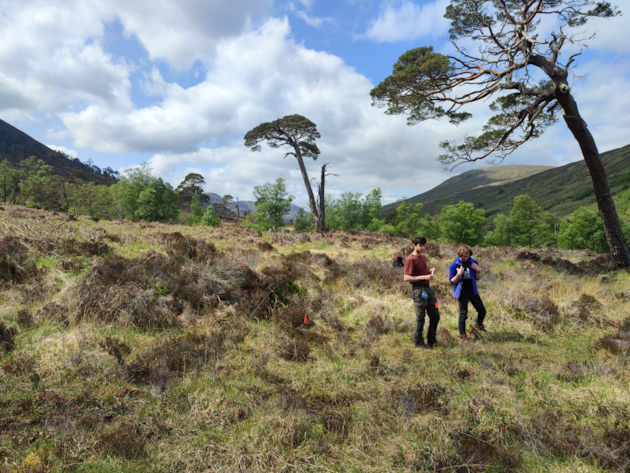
[403,236,440,348]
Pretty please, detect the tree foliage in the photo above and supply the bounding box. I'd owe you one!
[0,159,20,203]
[201,207,221,227]
[248,177,294,232]
[175,173,210,208]
[371,0,620,168]
[558,207,609,253]
[484,195,555,247]
[112,163,179,222]
[326,189,382,231]
[294,207,315,233]
[440,201,486,246]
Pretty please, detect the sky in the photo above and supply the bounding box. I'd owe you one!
[1,0,629,206]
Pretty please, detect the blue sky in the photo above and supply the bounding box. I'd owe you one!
[1,0,629,206]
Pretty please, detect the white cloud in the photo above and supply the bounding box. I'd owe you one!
[297,0,315,8]
[0,0,131,119]
[54,14,630,206]
[59,18,369,154]
[46,145,78,158]
[110,0,273,69]
[361,0,450,43]
[294,9,332,28]
[0,0,272,122]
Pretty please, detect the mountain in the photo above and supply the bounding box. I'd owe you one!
[0,118,115,185]
[381,144,630,220]
[204,192,302,222]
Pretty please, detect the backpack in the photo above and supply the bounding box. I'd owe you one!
[393,253,405,267]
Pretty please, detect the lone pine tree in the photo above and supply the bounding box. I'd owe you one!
[244,115,323,231]
[371,0,630,267]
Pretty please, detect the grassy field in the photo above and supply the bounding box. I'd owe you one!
[1,204,629,472]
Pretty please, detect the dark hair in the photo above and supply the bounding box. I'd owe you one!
[412,236,427,246]
[457,244,473,257]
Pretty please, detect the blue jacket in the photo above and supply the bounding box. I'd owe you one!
[449,256,479,298]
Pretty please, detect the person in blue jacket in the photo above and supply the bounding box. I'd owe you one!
[449,244,486,342]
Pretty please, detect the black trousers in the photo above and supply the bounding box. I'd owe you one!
[458,285,486,335]
[412,286,440,346]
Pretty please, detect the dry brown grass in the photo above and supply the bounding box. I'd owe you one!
[0,204,629,472]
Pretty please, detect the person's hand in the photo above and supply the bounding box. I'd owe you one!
[470,262,480,272]
[456,266,465,276]
[426,274,434,281]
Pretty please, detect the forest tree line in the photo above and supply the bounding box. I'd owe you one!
[2,155,629,253]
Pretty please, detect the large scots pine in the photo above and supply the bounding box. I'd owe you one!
[244,115,323,231]
[371,0,629,267]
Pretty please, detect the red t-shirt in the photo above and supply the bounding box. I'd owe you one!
[404,253,429,284]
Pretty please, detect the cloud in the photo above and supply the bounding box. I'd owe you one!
[110,0,273,69]
[361,0,450,43]
[294,9,333,28]
[46,145,78,158]
[0,0,272,122]
[55,14,630,207]
[0,0,131,119]
[59,18,369,154]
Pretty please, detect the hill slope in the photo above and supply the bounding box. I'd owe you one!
[382,144,630,219]
[0,118,115,185]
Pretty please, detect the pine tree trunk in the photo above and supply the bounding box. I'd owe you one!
[318,164,326,231]
[556,88,630,267]
[293,146,321,231]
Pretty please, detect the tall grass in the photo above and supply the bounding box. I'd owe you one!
[0,203,629,472]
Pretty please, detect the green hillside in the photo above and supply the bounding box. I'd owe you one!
[382,144,630,220]
[0,118,115,185]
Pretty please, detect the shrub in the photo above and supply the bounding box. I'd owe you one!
[201,207,220,227]
[0,236,37,283]
[17,309,34,327]
[293,207,314,232]
[279,336,310,362]
[98,427,147,459]
[99,337,132,364]
[244,211,274,232]
[0,322,18,351]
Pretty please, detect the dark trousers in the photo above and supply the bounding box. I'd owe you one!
[412,286,440,346]
[458,285,486,335]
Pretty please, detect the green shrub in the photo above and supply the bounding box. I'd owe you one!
[294,207,314,232]
[201,207,220,227]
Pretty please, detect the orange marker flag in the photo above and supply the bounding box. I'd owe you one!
[304,314,308,324]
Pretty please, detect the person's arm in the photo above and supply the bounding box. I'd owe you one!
[450,265,465,284]
[471,261,481,280]
[404,273,433,283]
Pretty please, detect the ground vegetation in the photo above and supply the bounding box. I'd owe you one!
[0,203,629,471]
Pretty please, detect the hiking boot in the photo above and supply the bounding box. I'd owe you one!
[475,323,487,332]
[460,334,470,343]
[416,342,430,349]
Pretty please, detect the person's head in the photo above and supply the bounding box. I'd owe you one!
[412,236,427,253]
[457,244,473,262]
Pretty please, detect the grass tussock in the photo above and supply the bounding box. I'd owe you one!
[0,203,629,472]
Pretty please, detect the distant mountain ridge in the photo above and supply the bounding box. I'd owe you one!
[381,145,630,220]
[0,118,115,185]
